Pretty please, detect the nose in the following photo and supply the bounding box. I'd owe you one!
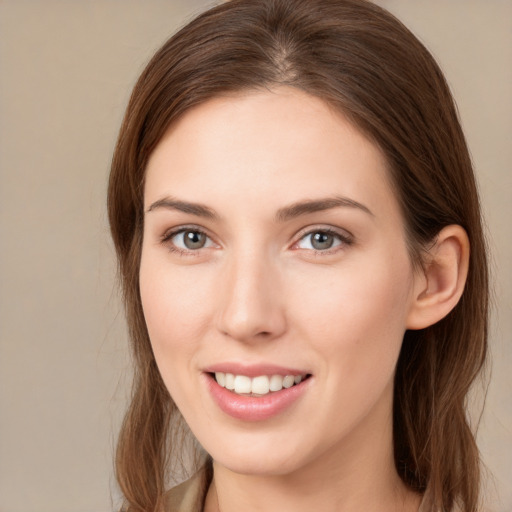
[215,249,287,343]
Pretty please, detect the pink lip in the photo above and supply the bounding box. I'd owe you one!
[203,372,312,422]
[203,362,308,378]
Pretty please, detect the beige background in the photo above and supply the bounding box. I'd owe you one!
[0,1,510,511]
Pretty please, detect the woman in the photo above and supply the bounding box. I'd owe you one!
[108,0,489,511]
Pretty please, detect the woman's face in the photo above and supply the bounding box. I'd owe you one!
[140,87,421,477]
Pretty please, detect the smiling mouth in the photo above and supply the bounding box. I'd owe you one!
[210,372,311,396]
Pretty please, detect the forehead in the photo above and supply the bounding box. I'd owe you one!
[144,87,398,223]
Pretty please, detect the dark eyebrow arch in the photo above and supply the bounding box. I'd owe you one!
[275,196,373,222]
[146,195,372,222]
[146,197,217,219]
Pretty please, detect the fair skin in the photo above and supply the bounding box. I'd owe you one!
[140,87,469,512]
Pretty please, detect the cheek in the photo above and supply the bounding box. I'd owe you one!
[289,250,414,376]
[139,255,216,371]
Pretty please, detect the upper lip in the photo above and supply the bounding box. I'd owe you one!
[203,362,310,378]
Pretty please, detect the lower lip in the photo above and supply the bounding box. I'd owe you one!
[204,374,311,422]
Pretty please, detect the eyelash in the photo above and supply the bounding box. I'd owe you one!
[160,226,353,256]
[161,226,213,256]
[293,227,353,255]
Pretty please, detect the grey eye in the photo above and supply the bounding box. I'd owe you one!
[171,230,211,250]
[310,232,335,250]
[296,230,344,251]
[183,230,207,249]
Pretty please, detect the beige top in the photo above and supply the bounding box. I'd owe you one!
[164,473,204,512]
[164,473,433,512]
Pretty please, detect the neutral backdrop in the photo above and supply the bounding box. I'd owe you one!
[0,1,510,511]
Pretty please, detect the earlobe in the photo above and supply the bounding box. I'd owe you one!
[406,225,470,330]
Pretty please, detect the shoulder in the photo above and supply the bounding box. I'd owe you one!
[164,472,206,512]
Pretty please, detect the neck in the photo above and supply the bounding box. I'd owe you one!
[204,387,421,512]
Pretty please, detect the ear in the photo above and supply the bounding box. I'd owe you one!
[406,225,470,330]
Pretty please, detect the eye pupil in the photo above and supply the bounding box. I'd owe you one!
[312,232,334,250]
[184,230,206,249]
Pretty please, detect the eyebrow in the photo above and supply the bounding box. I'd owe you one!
[146,195,373,221]
[147,197,217,219]
[275,196,373,222]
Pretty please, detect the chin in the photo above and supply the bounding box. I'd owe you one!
[204,436,302,476]
[215,455,300,477]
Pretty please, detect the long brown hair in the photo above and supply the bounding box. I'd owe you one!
[108,1,488,510]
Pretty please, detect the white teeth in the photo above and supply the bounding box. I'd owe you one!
[225,373,235,390]
[269,374,283,391]
[251,375,270,395]
[282,375,295,388]
[213,372,307,395]
[234,375,252,394]
[215,372,225,387]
